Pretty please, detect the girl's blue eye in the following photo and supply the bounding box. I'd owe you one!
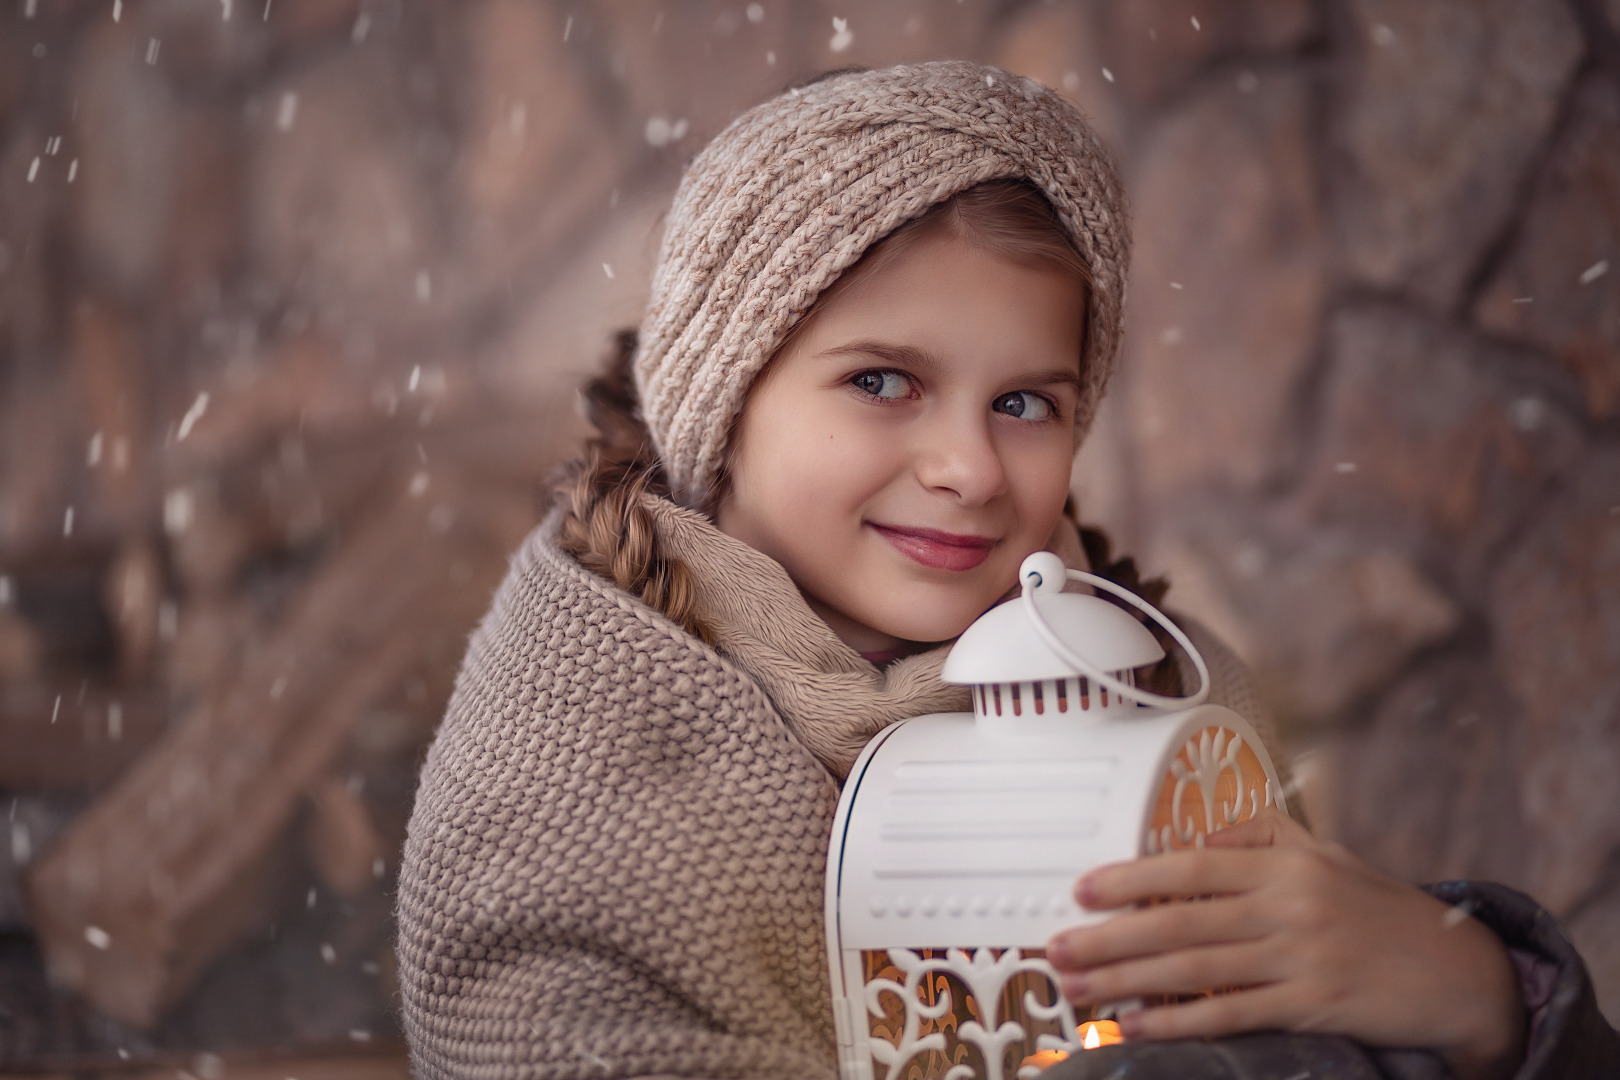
[994,391,1055,421]
[851,370,911,400]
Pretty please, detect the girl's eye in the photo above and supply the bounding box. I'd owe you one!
[851,370,912,400]
[993,391,1055,421]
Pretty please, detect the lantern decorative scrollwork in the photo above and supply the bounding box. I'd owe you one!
[860,946,1098,1080]
[1148,726,1277,854]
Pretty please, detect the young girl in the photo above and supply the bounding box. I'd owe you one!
[396,62,1616,1080]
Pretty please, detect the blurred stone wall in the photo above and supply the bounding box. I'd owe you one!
[0,0,1615,1057]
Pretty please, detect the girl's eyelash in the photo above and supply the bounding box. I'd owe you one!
[848,369,1067,422]
[848,368,915,401]
[994,389,1064,423]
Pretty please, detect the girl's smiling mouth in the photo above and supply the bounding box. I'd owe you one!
[868,523,997,571]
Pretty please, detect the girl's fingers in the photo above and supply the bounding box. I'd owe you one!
[1119,981,1316,1043]
[1078,846,1279,909]
[1057,939,1281,1006]
[1047,895,1260,971]
[1200,807,1308,850]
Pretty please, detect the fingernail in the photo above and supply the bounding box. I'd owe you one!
[1120,1011,1145,1039]
[1075,877,1097,907]
[1060,972,1090,1000]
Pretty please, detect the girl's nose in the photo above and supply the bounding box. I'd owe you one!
[915,417,1008,506]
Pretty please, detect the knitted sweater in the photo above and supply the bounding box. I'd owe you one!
[396,506,1278,1080]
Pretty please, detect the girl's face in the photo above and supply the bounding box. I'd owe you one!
[717,229,1087,654]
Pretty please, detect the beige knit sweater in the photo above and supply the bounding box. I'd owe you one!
[396,503,1279,1080]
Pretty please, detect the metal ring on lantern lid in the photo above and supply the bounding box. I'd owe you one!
[941,551,1210,717]
[1017,550,1210,711]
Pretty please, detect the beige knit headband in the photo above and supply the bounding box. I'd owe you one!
[634,60,1131,506]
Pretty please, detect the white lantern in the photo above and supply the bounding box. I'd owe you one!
[825,552,1287,1080]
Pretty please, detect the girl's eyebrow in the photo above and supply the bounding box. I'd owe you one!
[818,339,938,371]
[818,339,1083,391]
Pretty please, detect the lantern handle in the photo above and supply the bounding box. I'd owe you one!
[1018,553,1211,711]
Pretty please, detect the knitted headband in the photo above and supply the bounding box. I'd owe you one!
[633,60,1131,506]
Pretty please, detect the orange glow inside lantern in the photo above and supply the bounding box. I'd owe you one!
[1019,1021,1123,1070]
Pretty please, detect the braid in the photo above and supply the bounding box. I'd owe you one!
[556,331,715,644]
[1067,499,1168,608]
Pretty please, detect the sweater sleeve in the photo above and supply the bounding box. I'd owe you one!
[1417,881,1620,1080]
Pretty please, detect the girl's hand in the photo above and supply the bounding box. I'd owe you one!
[1044,809,1526,1080]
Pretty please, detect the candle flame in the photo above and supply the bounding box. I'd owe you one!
[1081,1020,1123,1048]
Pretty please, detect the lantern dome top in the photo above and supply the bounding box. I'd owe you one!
[942,590,1165,686]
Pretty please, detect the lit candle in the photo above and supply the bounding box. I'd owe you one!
[1081,1020,1124,1048]
[1020,1049,1069,1070]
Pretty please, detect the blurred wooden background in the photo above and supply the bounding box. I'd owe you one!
[1,0,1617,1067]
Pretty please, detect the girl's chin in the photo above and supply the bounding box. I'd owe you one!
[858,601,989,649]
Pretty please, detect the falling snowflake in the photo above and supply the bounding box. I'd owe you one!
[1509,397,1546,432]
[164,488,194,535]
[177,391,210,440]
[644,116,689,148]
[277,92,298,131]
[829,16,853,52]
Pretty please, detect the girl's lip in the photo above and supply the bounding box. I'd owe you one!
[869,524,997,572]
